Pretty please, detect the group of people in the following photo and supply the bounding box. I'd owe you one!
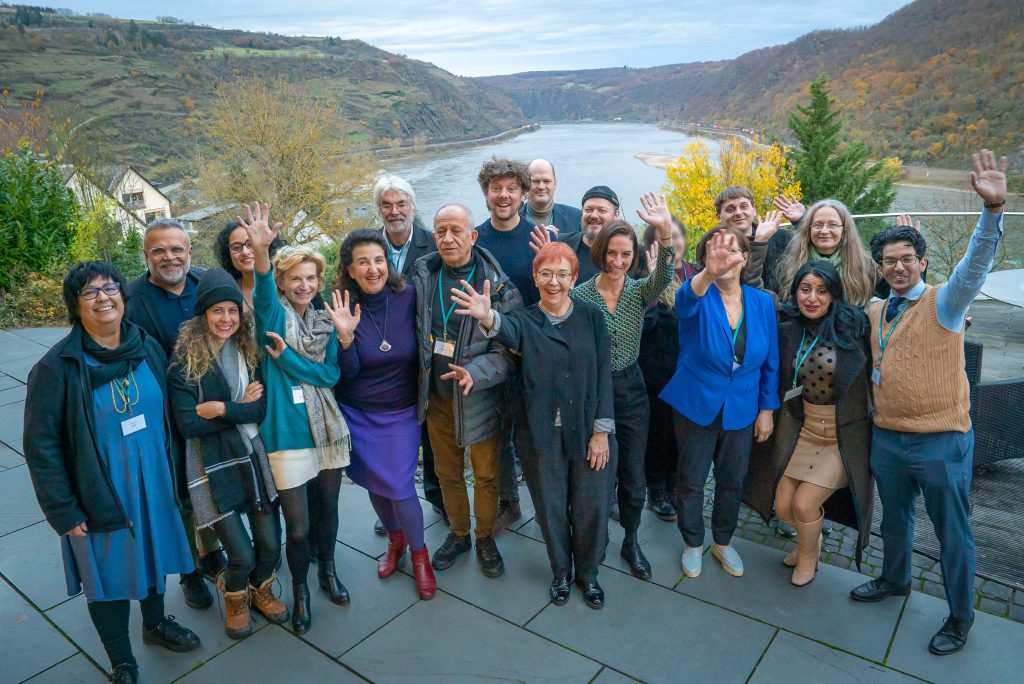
[23,146,1009,682]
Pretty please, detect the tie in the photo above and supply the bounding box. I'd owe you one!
[885,296,906,323]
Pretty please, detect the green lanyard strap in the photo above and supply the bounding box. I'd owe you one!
[876,296,909,363]
[792,329,820,388]
[438,264,477,340]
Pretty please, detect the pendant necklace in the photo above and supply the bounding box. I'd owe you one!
[366,293,391,352]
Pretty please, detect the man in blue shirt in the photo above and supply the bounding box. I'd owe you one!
[519,159,583,236]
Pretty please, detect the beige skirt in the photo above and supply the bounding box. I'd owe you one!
[783,401,848,489]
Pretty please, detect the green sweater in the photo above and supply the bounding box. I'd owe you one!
[253,267,340,453]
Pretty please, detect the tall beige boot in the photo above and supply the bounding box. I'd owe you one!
[779,516,798,567]
[791,508,823,587]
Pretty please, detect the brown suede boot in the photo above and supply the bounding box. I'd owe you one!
[248,574,289,624]
[791,509,824,587]
[221,587,253,639]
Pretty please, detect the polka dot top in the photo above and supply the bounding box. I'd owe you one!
[796,342,837,406]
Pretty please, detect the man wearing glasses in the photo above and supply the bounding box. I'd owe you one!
[374,173,436,277]
[850,150,1008,657]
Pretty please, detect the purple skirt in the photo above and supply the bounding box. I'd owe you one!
[341,404,419,500]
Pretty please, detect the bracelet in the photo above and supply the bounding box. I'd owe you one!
[338,333,354,345]
[984,199,1006,209]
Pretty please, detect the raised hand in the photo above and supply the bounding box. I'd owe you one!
[264,331,287,359]
[704,231,746,278]
[637,192,673,238]
[754,210,782,242]
[529,224,554,255]
[440,363,474,396]
[970,149,1008,207]
[895,214,921,231]
[646,241,659,273]
[325,289,361,345]
[236,202,284,273]
[241,381,264,403]
[772,194,806,222]
[451,279,494,327]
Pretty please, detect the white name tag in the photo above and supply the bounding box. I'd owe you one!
[784,385,803,401]
[120,414,147,436]
[291,386,305,404]
[433,339,455,358]
[871,367,881,386]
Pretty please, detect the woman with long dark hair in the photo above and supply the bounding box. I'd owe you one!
[214,221,285,311]
[744,260,874,585]
[328,229,436,599]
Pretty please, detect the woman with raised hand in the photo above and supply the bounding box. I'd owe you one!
[328,228,436,600]
[24,261,200,684]
[168,268,289,639]
[660,227,780,580]
[451,241,615,609]
[744,260,874,586]
[214,221,285,311]
[235,202,351,635]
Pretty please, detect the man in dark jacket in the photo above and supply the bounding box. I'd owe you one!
[714,186,791,292]
[559,185,622,283]
[124,217,222,609]
[412,203,523,578]
[518,159,583,236]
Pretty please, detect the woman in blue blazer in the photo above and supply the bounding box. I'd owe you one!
[660,226,779,579]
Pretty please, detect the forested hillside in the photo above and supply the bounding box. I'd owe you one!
[478,0,1024,166]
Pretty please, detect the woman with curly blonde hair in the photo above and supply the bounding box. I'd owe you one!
[168,268,287,640]
[774,200,877,306]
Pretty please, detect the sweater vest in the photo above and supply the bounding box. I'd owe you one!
[868,285,971,433]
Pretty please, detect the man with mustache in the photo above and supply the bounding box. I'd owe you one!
[559,186,623,284]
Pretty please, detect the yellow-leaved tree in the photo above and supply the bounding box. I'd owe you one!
[663,138,800,255]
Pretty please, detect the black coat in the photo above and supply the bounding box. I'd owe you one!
[494,301,614,460]
[23,324,181,535]
[743,318,875,567]
[167,358,268,516]
[125,268,205,356]
[384,225,437,278]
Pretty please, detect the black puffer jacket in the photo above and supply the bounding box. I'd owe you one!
[411,246,523,447]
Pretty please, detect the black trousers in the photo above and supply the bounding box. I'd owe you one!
[644,389,678,496]
[87,586,165,669]
[420,423,445,512]
[672,410,753,548]
[211,506,281,592]
[519,428,616,582]
[281,468,343,583]
[612,364,650,535]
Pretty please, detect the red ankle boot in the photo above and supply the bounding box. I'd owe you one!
[411,547,437,600]
[378,530,407,578]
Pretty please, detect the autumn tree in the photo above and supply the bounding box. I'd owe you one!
[663,137,800,254]
[194,76,376,245]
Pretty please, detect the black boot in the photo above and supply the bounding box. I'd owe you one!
[620,533,652,580]
[111,663,139,684]
[291,581,311,634]
[317,560,351,606]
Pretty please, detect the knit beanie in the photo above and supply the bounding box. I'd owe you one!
[582,185,620,208]
[194,268,243,316]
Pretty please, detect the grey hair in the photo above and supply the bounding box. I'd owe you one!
[372,173,416,209]
[434,203,474,228]
[145,217,187,236]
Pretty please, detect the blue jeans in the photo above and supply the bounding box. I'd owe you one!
[871,427,976,620]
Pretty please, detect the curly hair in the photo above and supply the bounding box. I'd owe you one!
[214,221,284,280]
[170,310,260,386]
[477,156,531,194]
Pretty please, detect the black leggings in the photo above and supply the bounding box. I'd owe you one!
[277,468,343,584]
[211,506,281,592]
[87,586,164,669]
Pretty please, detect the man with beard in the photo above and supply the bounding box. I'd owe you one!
[519,159,583,236]
[558,186,622,284]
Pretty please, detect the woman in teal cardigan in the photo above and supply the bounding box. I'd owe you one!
[236,203,352,635]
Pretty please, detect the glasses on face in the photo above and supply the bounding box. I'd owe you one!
[79,282,121,300]
[811,221,843,232]
[537,269,572,282]
[145,245,188,259]
[228,241,253,254]
[380,201,410,212]
[882,255,920,268]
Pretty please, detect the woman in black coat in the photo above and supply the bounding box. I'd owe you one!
[168,268,287,640]
[451,241,616,610]
[743,261,874,586]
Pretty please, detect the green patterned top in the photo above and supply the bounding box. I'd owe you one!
[570,244,675,371]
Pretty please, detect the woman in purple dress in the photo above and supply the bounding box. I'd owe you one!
[327,229,436,600]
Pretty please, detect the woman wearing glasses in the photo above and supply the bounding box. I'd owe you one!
[215,221,285,312]
[24,262,200,684]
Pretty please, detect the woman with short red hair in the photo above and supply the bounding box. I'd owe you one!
[452,242,615,609]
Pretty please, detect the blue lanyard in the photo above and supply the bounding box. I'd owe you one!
[876,295,909,363]
[792,329,820,388]
[438,264,477,340]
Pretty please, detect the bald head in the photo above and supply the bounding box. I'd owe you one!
[527,159,557,213]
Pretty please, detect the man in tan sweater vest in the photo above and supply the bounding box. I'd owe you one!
[850,150,1008,656]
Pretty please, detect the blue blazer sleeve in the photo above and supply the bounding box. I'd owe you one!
[675,277,701,320]
[758,296,780,411]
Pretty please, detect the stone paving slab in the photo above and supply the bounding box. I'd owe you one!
[527,565,776,684]
[675,536,904,662]
[340,591,602,683]
[749,631,921,683]
[22,654,107,683]
[0,335,47,365]
[0,464,46,537]
[0,400,25,446]
[8,327,70,346]
[0,355,40,382]
[0,372,20,392]
[0,521,76,611]
[0,384,26,407]
[592,668,642,683]
[0,576,78,684]
[0,442,22,469]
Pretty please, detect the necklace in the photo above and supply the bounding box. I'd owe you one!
[365,292,391,352]
[110,371,140,415]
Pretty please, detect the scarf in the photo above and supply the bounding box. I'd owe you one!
[809,246,843,275]
[280,295,351,470]
[82,322,146,389]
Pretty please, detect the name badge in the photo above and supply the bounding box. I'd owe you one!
[291,386,305,404]
[784,385,803,401]
[871,367,881,386]
[433,339,456,358]
[121,414,147,436]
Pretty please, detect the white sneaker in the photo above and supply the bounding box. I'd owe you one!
[682,546,703,578]
[712,544,744,577]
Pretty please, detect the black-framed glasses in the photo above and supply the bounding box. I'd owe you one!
[79,282,122,300]
[229,241,253,254]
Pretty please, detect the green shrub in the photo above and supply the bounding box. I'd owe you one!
[0,268,67,327]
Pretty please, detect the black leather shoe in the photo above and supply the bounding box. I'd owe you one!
[291,581,311,634]
[141,615,200,653]
[111,662,139,684]
[493,500,522,534]
[431,532,472,570]
[317,560,351,606]
[609,496,620,522]
[549,577,571,605]
[928,615,973,655]
[621,540,653,580]
[475,536,505,578]
[198,548,228,581]
[179,569,212,610]
[648,493,677,522]
[575,579,604,609]
[373,518,386,536]
[850,579,911,602]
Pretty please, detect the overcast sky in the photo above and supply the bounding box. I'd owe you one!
[53,1,912,76]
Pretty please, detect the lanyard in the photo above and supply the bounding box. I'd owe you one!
[730,304,745,347]
[792,329,820,388]
[876,295,909,363]
[437,264,477,340]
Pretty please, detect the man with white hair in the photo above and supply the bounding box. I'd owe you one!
[373,173,437,277]
[519,159,582,236]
